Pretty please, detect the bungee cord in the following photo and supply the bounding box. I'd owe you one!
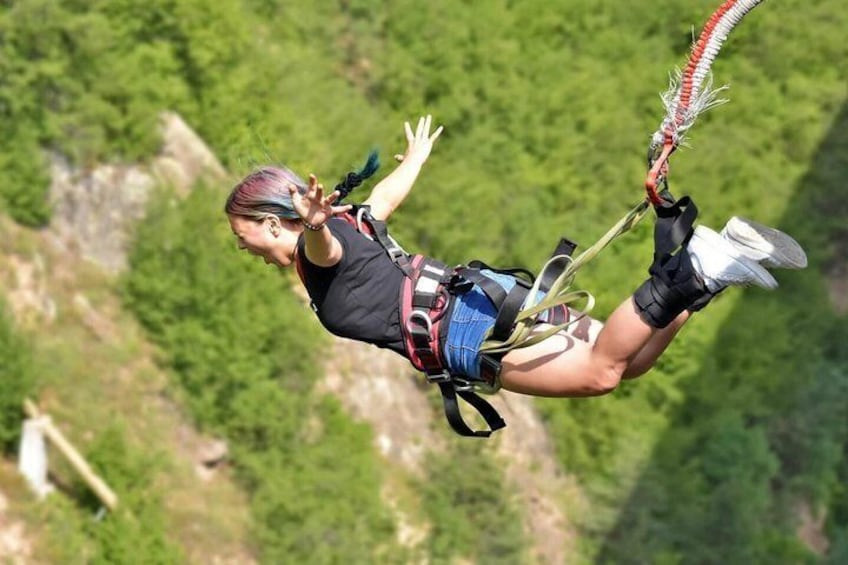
[478,0,766,369]
[646,0,766,205]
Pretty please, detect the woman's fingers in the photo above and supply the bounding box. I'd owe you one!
[326,190,341,205]
[429,124,444,142]
[331,204,353,215]
[307,174,320,197]
[403,115,441,152]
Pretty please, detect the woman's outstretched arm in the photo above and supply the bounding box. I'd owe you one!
[289,173,352,267]
[363,115,443,221]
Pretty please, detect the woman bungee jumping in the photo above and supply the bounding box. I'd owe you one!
[224,115,806,437]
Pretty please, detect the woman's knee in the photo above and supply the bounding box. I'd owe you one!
[586,364,624,395]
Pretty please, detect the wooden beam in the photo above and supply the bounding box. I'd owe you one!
[23,398,119,511]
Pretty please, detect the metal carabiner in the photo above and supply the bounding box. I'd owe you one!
[451,376,475,392]
[406,310,433,336]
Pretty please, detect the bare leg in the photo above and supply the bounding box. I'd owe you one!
[499,213,803,397]
[562,306,689,379]
[499,297,686,397]
[623,311,689,378]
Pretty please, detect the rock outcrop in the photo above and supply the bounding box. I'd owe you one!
[48,112,226,273]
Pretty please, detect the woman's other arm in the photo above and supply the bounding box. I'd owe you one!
[363,115,443,221]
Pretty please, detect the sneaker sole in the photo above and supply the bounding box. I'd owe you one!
[690,226,778,290]
[722,217,808,269]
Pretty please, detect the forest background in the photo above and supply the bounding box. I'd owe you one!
[0,0,846,563]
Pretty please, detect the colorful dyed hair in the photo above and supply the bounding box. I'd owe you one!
[225,151,380,221]
[225,165,305,221]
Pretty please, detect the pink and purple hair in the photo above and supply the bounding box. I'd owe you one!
[225,152,380,221]
[225,166,306,221]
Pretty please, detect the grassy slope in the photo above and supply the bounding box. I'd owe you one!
[0,216,255,563]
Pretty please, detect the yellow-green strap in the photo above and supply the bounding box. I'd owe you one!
[479,200,650,356]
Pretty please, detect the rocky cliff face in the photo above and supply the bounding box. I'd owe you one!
[47,112,226,274]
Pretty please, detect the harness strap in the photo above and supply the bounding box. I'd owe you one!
[538,237,578,294]
[466,260,536,286]
[403,256,451,376]
[455,268,508,307]
[651,196,699,265]
[398,256,506,438]
[355,208,415,278]
[493,285,530,342]
[438,383,506,438]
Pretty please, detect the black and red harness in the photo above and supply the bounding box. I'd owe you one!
[296,206,576,437]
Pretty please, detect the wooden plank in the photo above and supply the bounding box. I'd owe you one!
[23,398,119,511]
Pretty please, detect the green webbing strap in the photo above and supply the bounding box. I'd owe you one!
[479,200,651,356]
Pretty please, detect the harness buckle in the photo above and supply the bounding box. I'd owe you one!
[406,310,433,336]
[451,376,474,392]
[425,371,452,384]
[387,245,407,263]
[479,354,503,388]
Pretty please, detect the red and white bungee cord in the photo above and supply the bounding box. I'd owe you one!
[645,0,765,205]
[482,1,770,357]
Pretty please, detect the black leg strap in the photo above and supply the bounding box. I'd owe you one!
[633,253,706,328]
[652,196,698,260]
[437,382,506,438]
[492,284,530,342]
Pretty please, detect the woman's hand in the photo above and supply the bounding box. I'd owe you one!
[289,174,353,229]
[394,115,444,165]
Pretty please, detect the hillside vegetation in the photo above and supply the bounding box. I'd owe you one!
[0,0,846,563]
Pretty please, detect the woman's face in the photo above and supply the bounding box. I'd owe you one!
[228,214,300,267]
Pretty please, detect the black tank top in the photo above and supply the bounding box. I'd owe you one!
[297,218,406,354]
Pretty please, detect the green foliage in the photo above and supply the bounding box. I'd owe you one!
[418,441,527,564]
[123,185,318,426]
[78,424,184,564]
[0,298,36,452]
[0,127,50,226]
[0,0,192,224]
[247,397,399,564]
[35,422,183,564]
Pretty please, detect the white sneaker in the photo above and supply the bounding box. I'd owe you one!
[686,225,778,292]
[720,216,808,269]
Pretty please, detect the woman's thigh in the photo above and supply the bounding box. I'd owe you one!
[563,307,604,344]
[499,317,612,397]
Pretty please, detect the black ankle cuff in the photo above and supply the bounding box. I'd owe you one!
[634,277,685,328]
[633,251,710,328]
[687,286,723,312]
